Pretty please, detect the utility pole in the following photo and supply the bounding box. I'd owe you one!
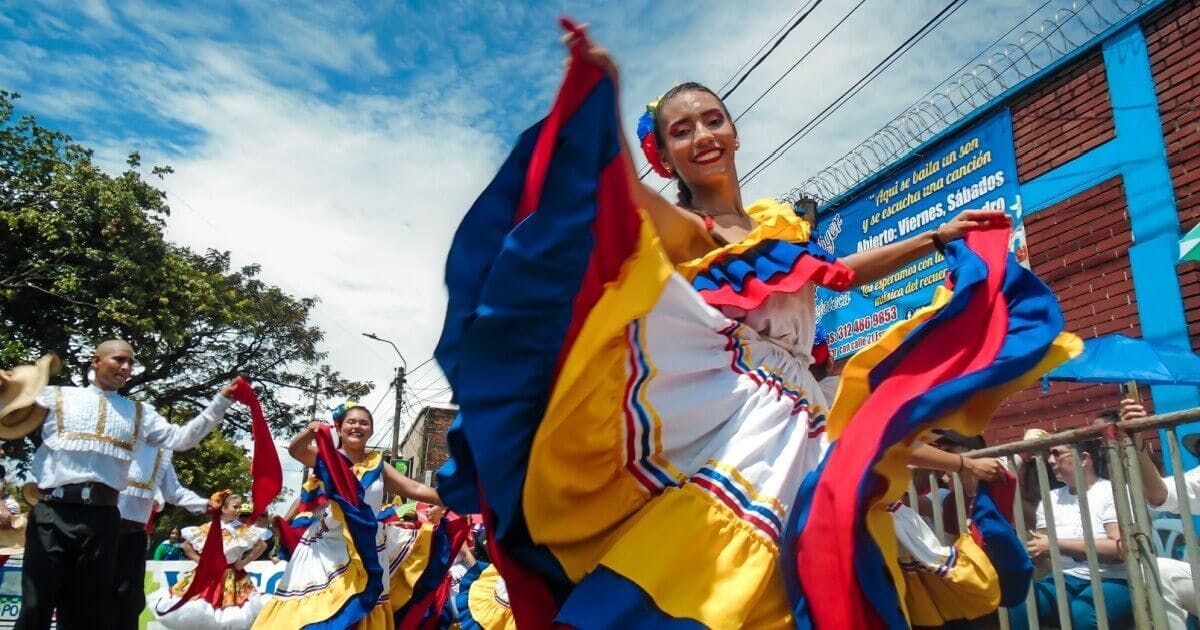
[361,332,408,462]
[391,365,406,461]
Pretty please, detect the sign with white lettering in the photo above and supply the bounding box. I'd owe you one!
[814,108,1022,358]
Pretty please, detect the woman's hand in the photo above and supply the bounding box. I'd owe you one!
[306,420,324,435]
[562,23,619,86]
[1025,531,1050,558]
[936,210,1011,243]
[963,456,1006,482]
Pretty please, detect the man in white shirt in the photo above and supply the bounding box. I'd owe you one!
[1009,438,1132,630]
[16,340,236,630]
[113,443,211,630]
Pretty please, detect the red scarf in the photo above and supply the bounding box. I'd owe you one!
[159,377,281,614]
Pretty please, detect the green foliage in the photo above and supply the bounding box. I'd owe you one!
[0,90,370,473]
[152,429,250,539]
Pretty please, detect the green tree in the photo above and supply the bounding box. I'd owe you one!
[0,90,369,472]
[150,429,252,544]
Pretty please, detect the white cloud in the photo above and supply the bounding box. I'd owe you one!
[3,0,1070,442]
[79,0,118,29]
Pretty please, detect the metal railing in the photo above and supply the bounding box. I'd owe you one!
[907,406,1200,629]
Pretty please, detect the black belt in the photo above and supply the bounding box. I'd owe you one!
[39,482,119,507]
[121,519,147,532]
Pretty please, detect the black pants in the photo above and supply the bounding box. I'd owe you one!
[113,523,149,630]
[15,501,120,630]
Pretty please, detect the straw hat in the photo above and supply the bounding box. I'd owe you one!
[21,482,39,507]
[0,354,62,440]
[0,514,26,555]
[1023,428,1050,442]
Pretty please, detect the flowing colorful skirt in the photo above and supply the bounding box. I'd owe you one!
[252,510,430,629]
[434,57,848,628]
[435,43,1080,629]
[459,564,516,630]
[148,566,262,630]
[890,502,1000,626]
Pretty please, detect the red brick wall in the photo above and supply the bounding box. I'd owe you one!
[1011,50,1114,183]
[1146,0,1200,352]
[988,178,1138,443]
[985,2,1200,445]
[420,407,456,481]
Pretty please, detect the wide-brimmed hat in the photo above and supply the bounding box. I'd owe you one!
[0,514,26,555]
[0,354,62,440]
[21,482,39,507]
[1023,428,1050,442]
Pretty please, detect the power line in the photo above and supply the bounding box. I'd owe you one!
[739,0,969,187]
[715,1,815,95]
[369,382,394,416]
[792,0,1148,201]
[720,0,824,101]
[406,356,437,380]
[734,0,869,123]
[636,0,822,181]
[905,0,1055,111]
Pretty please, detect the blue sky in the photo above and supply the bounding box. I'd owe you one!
[1,1,1074,482]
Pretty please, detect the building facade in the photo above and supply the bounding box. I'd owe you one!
[815,0,1200,466]
[397,403,457,485]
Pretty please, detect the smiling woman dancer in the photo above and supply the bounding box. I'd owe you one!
[148,491,268,629]
[434,21,1077,628]
[251,403,441,629]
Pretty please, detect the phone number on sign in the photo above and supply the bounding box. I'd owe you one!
[827,305,899,343]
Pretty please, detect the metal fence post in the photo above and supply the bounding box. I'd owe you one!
[951,472,969,536]
[1006,454,1036,630]
[1119,433,1171,628]
[1035,454,1074,630]
[1163,427,1200,602]
[1103,429,1153,629]
[1067,443,1109,630]
[929,471,946,545]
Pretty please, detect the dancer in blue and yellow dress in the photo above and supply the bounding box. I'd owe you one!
[434,22,1078,630]
[251,403,442,629]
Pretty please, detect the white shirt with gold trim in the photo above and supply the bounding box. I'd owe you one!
[118,442,208,524]
[32,384,231,491]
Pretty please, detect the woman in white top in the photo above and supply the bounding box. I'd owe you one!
[148,491,268,629]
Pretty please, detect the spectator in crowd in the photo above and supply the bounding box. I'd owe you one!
[1120,399,1199,629]
[1009,437,1131,630]
[1015,428,1066,531]
[268,517,290,563]
[153,527,186,561]
[238,502,274,558]
[928,430,990,537]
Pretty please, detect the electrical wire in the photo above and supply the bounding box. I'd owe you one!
[715,1,815,95]
[636,0,823,181]
[720,0,824,101]
[406,356,437,380]
[905,0,1055,111]
[739,0,970,187]
[733,0,868,123]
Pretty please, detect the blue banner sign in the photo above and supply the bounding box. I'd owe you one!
[814,108,1022,359]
